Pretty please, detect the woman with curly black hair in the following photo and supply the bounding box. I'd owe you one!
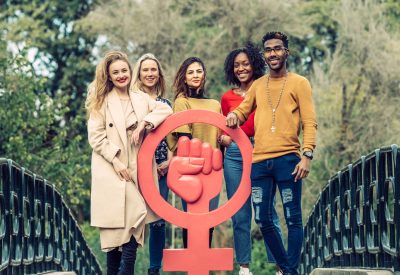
[220,43,282,275]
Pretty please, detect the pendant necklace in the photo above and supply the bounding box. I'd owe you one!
[266,73,287,133]
[234,88,246,97]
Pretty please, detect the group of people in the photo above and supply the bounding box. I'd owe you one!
[86,31,317,275]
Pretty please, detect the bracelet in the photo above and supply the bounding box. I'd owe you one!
[144,121,154,130]
[228,112,238,118]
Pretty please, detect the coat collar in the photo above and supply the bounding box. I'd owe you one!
[129,90,146,122]
[107,89,128,148]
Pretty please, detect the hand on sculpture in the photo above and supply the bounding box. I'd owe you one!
[167,137,223,210]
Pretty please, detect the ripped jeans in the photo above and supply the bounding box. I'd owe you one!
[224,141,282,264]
[251,153,303,275]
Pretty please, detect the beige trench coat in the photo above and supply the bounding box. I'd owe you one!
[88,89,172,245]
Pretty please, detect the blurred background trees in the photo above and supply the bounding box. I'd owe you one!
[1,0,399,273]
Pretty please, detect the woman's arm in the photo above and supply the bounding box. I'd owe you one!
[142,93,173,129]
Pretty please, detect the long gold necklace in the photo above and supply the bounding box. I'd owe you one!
[266,73,287,133]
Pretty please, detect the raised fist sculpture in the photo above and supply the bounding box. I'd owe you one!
[137,110,252,275]
[168,137,222,213]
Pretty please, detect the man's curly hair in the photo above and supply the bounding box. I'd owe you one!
[262,31,289,48]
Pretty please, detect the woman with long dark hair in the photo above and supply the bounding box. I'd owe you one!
[169,56,221,248]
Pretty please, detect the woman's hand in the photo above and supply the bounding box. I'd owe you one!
[157,160,170,177]
[112,157,132,181]
[131,121,146,145]
[219,135,232,147]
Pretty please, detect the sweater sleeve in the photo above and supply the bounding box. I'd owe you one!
[172,97,192,134]
[298,78,318,152]
[232,84,257,124]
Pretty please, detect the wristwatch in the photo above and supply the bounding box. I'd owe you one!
[303,151,313,160]
[144,121,154,130]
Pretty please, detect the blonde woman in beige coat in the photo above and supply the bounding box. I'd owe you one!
[86,51,172,275]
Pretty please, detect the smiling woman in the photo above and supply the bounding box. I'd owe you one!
[168,56,222,249]
[85,51,172,275]
[109,60,131,91]
[131,53,172,275]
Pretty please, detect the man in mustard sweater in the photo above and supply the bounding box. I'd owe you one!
[226,31,317,275]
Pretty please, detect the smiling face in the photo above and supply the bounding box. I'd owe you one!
[139,59,160,91]
[263,38,288,72]
[234,52,254,85]
[185,62,205,90]
[108,60,131,91]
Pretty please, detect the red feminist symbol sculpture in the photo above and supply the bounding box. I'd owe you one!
[138,110,252,275]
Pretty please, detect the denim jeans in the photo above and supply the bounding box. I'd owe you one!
[224,142,282,264]
[251,153,303,275]
[107,235,138,275]
[148,175,169,270]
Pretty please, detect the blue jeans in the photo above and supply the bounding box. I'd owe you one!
[251,153,303,275]
[148,175,169,270]
[224,142,282,265]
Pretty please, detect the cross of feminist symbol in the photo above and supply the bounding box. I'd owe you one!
[138,110,252,275]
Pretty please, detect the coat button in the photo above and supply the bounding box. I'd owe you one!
[109,123,113,127]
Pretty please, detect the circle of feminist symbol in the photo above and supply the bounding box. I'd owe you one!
[138,110,252,275]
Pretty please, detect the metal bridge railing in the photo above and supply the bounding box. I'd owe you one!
[0,158,102,274]
[300,145,400,274]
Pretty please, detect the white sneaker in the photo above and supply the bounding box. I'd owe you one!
[239,266,253,275]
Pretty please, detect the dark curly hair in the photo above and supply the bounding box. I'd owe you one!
[173,56,207,99]
[262,31,289,48]
[224,42,266,87]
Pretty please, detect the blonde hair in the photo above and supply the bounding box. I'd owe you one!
[85,50,132,114]
[130,53,167,98]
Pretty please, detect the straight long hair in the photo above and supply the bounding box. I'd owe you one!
[173,57,207,99]
[130,53,167,97]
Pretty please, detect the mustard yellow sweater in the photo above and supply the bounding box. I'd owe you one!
[172,96,221,149]
[233,72,317,163]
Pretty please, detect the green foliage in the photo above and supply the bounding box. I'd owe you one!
[0,0,96,221]
[384,0,400,32]
[0,38,92,219]
[0,0,96,100]
[79,0,313,100]
[250,239,278,275]
[80,222,106,271]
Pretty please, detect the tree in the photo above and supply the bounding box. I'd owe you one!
[308,0,400,182]
[0,0,97,221]
[0,35,90,209]
[79,0,312,98]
